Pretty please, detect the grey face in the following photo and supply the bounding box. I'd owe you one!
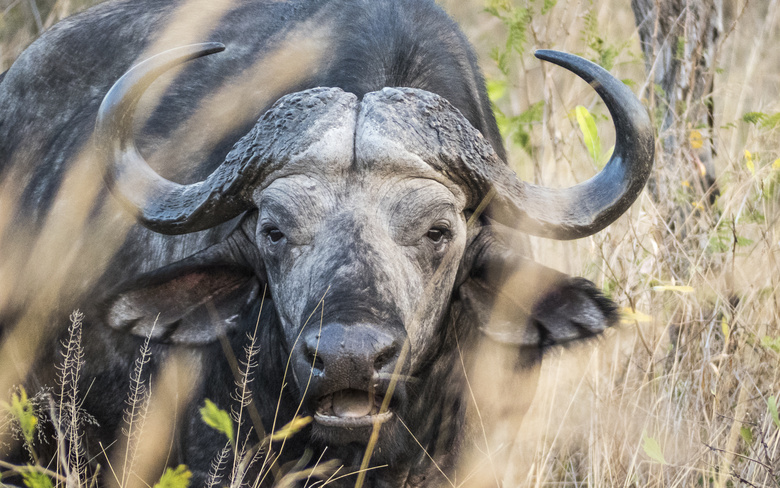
[256,171,468,353]
[249,95,469,438]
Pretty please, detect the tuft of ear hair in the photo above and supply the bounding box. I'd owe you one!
[104,264,259,344]
[100,237,261,345]
[471,275,618,352]
[528,277,618,350]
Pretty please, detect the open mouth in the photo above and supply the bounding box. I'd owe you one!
[314,389,393,427]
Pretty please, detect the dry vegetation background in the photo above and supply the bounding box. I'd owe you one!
[1,0,780,486]
[446,0,780,486]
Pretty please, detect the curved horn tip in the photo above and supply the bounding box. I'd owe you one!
[533,49,564,62]
[95,40,243,235]
[197,42,227,56]
[533,49,597,70]
[533,49,552,59]
[147,42,226,65]
[497,49,654,240]
[161,42,226,62]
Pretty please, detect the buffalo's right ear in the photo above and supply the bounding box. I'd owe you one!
[458,225,618,356]
[103,237,262,345]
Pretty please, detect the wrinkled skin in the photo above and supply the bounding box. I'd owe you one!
[0,0,647,486]
[253,90,470,452]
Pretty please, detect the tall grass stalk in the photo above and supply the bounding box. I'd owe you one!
[2,0,780,486]
[116,320,154,488]
[55,310,87,487]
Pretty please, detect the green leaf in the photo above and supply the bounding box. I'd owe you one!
[580,7,620,71]
[514,101,544,125]
[486,78,507,104]
[597,45,619,72]
[512,128,532,153]
[21,470,53,488]
[760,336,780,353]
[489,47,509,76]
[762,112,780,129]
[494,101,544,155]
[493,106,511,140]
[1,387,38,446]
[575,106,601,163]
[736,236,754,247]
[721,317,730,342]
[200,399,234,446]
[541,0,557,15]
[583,9,598,40]
[707,233,730,253]
[675,36,686,60]
[153,465,192,488]
[504,7,530,56]
[484,0,509,17]
[743,209,766,224]
[742,111,767,125]
[642,431,666,464]
[484,6,501,17]
[768,396,780,429]
[740,426,754,445]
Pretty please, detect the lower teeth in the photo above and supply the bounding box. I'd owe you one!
[319,390,385,418]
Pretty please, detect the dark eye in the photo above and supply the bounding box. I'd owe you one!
[267,228,285,243]
[426,227,448,244]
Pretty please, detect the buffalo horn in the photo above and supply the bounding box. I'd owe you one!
[486,50,654,239]
[94,43,254,234]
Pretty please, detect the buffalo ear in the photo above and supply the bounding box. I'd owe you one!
[103,243,262,345]
[459,226,618,354]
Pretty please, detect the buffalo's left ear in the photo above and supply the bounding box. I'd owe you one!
[102,236,262,345]
[458,225,618,354]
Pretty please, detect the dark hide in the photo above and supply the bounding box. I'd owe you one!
[0,1,621,486]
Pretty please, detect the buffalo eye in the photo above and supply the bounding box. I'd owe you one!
[267,228,285,244]
[426,227,449,244]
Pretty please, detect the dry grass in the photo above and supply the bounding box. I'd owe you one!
[2,0,780,486]
[445,0,780,486]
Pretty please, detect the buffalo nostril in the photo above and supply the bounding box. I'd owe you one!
[305,345,325,373]
[373,346,397,371]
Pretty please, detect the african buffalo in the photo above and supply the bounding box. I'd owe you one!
[0,0,653,485]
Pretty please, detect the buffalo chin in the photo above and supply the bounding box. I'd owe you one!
[311,414,396,445]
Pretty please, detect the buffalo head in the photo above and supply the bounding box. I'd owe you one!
[95,43,652,454]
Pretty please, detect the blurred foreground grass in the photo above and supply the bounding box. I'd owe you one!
[2,0,780,485]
